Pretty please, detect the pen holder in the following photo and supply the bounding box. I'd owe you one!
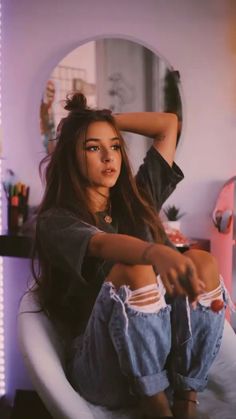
[7,200,28,235]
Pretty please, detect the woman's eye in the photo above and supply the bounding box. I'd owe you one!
[84,143,121,152]
[85,145,100,152]
[111,144,121,151]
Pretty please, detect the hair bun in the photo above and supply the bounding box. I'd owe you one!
[64,92,88,112]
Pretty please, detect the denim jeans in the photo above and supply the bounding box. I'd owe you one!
[67,281,226,409]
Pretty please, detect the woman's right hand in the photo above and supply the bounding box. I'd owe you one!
[147,244,205,302]
[90,233,205,302]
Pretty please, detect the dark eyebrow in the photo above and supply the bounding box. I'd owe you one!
[85,137,120,143]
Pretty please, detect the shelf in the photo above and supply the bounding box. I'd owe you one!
[0,235,211,259]
[0,234,33,258]
[174,238,210,253]
[189,237,210,252]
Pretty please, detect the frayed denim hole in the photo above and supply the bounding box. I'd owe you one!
[197,281,226,312]
[196,301,227,312]
[124,283,168,315]
[125,304,171,317]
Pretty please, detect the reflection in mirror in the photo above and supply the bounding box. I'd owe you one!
[40,38,182,171]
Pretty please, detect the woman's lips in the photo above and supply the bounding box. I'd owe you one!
[101,168,116,176]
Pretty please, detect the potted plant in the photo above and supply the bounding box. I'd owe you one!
[163,204,185,231]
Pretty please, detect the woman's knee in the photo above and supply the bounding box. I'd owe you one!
[184,249,220,291]
[106,263,157,290]
[106,264,166,311]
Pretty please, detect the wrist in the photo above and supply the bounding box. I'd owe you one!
[142,243,159,265]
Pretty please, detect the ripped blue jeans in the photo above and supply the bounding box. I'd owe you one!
[67,277,226,409]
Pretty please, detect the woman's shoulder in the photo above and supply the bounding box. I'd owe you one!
[39,207,75,219]
[38,207,83,230]
[38,207,102,235]
[38,207,72,224]
[135,146,184,211]
[142,146,182,173]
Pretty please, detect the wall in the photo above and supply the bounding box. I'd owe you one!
[2,0,236,402]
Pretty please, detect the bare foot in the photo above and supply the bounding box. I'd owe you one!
[172,391,208,419]
[140,391,173,418]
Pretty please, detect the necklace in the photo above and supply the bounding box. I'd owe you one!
[94,190,113,224]
[104,214,112,224]
[104,200,112,224]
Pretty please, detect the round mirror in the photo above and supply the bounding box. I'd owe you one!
[39,38,182,171]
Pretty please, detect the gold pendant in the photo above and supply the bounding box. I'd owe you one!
[104,215,112,224]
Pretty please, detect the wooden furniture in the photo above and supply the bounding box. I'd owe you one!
[0,234,210,258]
[0,234,33,258]
[188,237,210,252]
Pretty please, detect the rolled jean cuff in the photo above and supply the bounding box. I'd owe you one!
[173,373,208,393]
[132,370,170,396]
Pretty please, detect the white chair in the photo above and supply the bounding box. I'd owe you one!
[17,292,95,419]
[17,292,137,419]
[18,291,236,419]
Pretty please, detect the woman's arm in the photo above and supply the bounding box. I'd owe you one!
[114,112,178,167]
[89,232,204,302]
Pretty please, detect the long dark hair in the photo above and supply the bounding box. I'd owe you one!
[32,92,166,326]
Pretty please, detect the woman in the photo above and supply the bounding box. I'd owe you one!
[32,92,225,419]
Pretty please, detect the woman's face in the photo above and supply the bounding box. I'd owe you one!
[76,121,122,194]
